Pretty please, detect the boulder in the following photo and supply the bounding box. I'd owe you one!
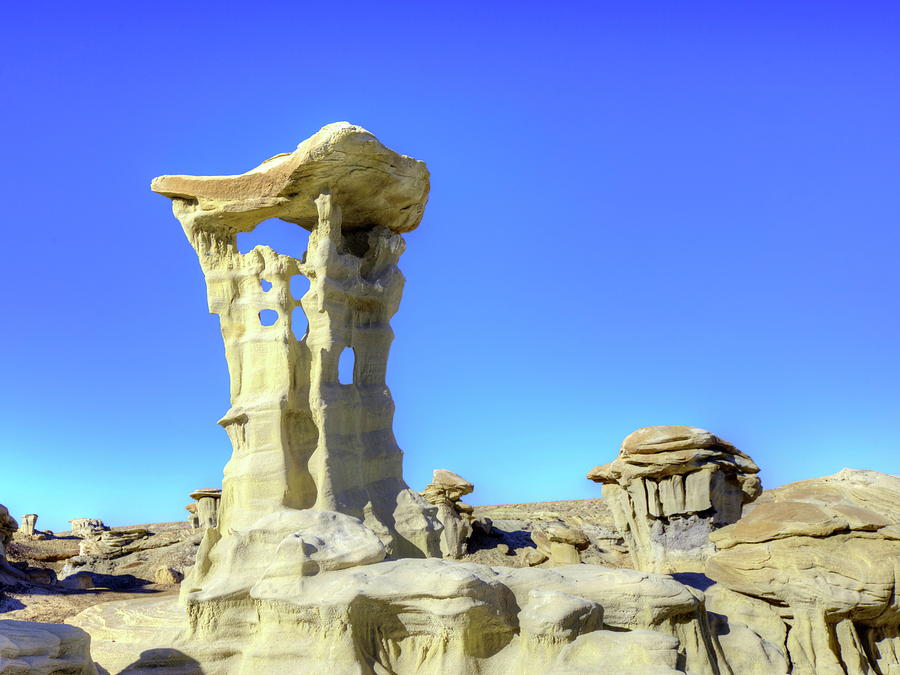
[154,567,185,585]
[587,426,761,572]
[0,620,96,674]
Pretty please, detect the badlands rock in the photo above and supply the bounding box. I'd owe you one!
[75,559,721,675]
[0,620,96,675]
[531,522,590,566]
[588,426,761,572]
[19,514,38,537]
[0,504,27,586]
[422,469,476,558]
[153,123,441,606]
[185,502,200,529]
[68,519,106,537]
[188,488,221,529]
[706,468,900,675]
[79,527,150,557]
[154,566,184,585]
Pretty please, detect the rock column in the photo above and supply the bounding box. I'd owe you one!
[588,426,761,572]
[20,513,37,537]
[152,123,442,601]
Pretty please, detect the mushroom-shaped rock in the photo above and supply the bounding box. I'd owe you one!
[189,489,222,530]
[185,502,200,529]
[587,425,761,572]
[151,122,429,234]
[421,470,476,559]
[532,522,590,566]
[706,469,900,675]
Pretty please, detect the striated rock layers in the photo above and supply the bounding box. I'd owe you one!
[706,469,900,675]
[588,426,761,573]
[153,122,444,607]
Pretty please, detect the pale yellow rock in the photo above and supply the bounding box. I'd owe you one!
[74,560,721,675]
[587,425,761,572]
[153,123,443,606]
[706,469,900,675]
[154,566,184,584]
[69,126,731,675]
[532,522,590,566]
[188,488,221,530]
[0,620,97,675]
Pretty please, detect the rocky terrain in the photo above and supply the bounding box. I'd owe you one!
[2,124,898,674]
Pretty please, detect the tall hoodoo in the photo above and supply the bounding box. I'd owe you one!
[152,123,441,599]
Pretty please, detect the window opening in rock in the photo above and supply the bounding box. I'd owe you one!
[290,274,311,300]
[259,309,279,326]
[338,347,355,385]
[260,279,273,292]
[237,218,309,258]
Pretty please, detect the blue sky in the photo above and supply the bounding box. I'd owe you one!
[1,2,897,532]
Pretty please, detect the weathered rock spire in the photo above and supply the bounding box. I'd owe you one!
[152,123,441,600]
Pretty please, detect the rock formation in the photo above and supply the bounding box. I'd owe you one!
[152,122,442,602]
[185,502,199,529]
[0,504,27,585]
[78,528,150,557]
[588,426,761,572]
[530,521,590,566]
[706,469,900,675]
[188,488,221,529]
[19,514,37,537]
[68,519,106,537]
[0,620,97,674]
[421,469,475,558]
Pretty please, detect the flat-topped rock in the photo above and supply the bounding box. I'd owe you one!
[587,426,761,572]
[151,122,429,233]
[189,488,222,501]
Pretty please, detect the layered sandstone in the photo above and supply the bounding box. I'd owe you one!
[588,426,761,572]
[152,123,442,605]
[706,469,900,675]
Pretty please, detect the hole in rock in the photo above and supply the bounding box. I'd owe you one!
[260,279,273,292]
[259,309,279,326]
[237,218,309,257]
[290,274,311,300]
[338,347,355,385]
[292,306,309,340]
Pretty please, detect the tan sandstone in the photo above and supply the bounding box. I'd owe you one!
[588,425,761,572]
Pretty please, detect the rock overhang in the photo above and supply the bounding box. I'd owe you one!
[150,122,430,233]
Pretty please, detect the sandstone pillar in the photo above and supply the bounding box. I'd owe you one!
[20,513,37,537]
[152,123,442,601]
[189,489,221,529]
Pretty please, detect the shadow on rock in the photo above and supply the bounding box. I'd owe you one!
[670,572,716,592]
[118,648,204,673]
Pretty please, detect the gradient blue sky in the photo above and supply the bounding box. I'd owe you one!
[1,2,897,532]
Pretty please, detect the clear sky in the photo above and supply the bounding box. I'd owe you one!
[1,2,897,532]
